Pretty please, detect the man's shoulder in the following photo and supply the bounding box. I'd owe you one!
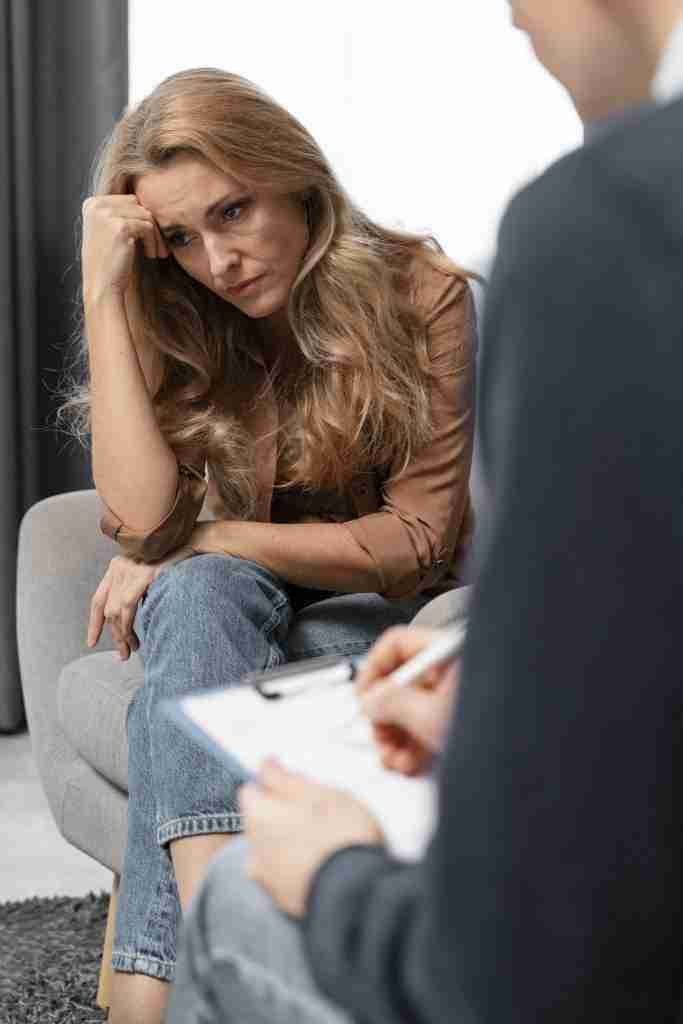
[587,95,683,183]
[499,97,683,272]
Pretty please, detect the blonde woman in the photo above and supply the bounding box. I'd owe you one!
[61,68,477,1023]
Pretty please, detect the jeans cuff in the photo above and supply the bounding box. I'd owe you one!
[157,813,244,846]
[112,949,175,982]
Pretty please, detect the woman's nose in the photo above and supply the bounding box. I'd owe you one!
[205,236,239,283]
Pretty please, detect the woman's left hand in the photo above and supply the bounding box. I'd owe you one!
[240,758,383,918]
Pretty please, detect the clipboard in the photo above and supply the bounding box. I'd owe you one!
[161,664,437,861]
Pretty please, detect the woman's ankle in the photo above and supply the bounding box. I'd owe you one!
[108,971,169,1024]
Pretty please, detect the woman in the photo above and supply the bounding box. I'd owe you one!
[59,67,477,1023]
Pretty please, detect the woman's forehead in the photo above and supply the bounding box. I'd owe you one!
[135,155,245,224]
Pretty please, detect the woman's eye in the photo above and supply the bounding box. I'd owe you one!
[222,202,245,222]
[167,232,191,248]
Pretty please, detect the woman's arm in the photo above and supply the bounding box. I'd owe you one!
[188,518,378,591]
[341,273,476,598]
[83,195,179,532]
[87,291,179,529]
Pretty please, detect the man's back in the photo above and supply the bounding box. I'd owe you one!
[438,95,683,1020]
[304,97,683,1024]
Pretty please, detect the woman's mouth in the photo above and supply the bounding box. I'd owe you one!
[225,274,265,296]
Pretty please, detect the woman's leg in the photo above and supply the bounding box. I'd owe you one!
[163,591,438,1023]
[110,554,292,1021]
[167,839,351,1024]
[285,589,435,663]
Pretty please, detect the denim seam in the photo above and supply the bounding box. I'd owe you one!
[288,639,374,660]
[157,812,245,846]
[112,948,175,981]
[260,594,290,636]
[259,592,291,670]
[221,568,290,664]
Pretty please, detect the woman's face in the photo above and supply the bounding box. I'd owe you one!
[135,154,309,322]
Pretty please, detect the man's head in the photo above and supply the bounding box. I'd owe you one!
[508,0,683,122]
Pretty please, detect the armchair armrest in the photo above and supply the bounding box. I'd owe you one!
[16,489,117,824]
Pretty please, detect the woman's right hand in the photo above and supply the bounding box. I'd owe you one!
[355,626,460,777]
[86,545,197,659]
[81,194,169,304]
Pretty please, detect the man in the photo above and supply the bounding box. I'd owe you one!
[167,2,683,1020]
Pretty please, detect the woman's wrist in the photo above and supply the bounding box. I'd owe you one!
[188,521,218,553]
[83,285,127,319]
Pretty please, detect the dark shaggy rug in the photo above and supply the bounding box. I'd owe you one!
[0,891,109,1023]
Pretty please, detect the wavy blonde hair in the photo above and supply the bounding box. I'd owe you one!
[58,68,476,518]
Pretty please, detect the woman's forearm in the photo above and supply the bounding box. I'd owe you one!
[87,291,179,531]
[190,520,381,592]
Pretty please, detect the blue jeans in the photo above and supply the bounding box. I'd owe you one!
[112,553,434,980]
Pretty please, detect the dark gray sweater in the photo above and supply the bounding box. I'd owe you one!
[304,96,683,1023]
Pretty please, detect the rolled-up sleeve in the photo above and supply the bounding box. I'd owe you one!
[343,273,476,599]
[99,461,208,562]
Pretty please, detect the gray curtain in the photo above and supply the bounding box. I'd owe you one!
[0,0,128,730]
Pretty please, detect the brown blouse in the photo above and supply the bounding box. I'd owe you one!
[99,263,477,600]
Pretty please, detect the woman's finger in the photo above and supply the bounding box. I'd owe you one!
[87,597,105,648]
[87,578,110,647]
[154,222,169,258]
[112,216,160,259]
[125,196,168,259]
[104,605,130,660]
[110,622,130,660]
[137,219,159,260]
[119,591,143,646]
[120,616,139,652]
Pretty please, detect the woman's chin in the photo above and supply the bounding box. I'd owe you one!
[233,291,288,322]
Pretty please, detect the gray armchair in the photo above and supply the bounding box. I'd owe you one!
[16,488,470,1009]
[17,490,137,878]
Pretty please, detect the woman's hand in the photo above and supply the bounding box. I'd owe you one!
[355,626,460,776]
[81,194,169,304]
[86,545,197,659]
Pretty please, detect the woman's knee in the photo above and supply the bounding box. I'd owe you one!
[141,554,277,627]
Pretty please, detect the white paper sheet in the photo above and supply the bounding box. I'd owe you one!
[173,683,437,861]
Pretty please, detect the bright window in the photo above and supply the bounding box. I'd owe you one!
[130,1,582,270]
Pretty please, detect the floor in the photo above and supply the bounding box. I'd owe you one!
[0,729,112,902]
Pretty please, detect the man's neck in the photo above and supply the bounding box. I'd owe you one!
[623,0,683,69]
[579,1,683,124]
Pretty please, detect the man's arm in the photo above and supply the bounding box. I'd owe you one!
[303,150,683,1022]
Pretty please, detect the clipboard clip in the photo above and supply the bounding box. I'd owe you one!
[242,654,365,700]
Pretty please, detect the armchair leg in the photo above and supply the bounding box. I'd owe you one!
[97,874,119,1011]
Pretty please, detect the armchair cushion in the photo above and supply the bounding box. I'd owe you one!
[57,652,142,793]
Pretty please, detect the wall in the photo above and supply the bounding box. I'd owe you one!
[130,1,582,269]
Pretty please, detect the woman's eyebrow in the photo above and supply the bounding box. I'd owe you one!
[159,193,242,234]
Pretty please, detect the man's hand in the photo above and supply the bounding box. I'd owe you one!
[356,626,460,776]
[240,758,383,918]
[86,545,197,658]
